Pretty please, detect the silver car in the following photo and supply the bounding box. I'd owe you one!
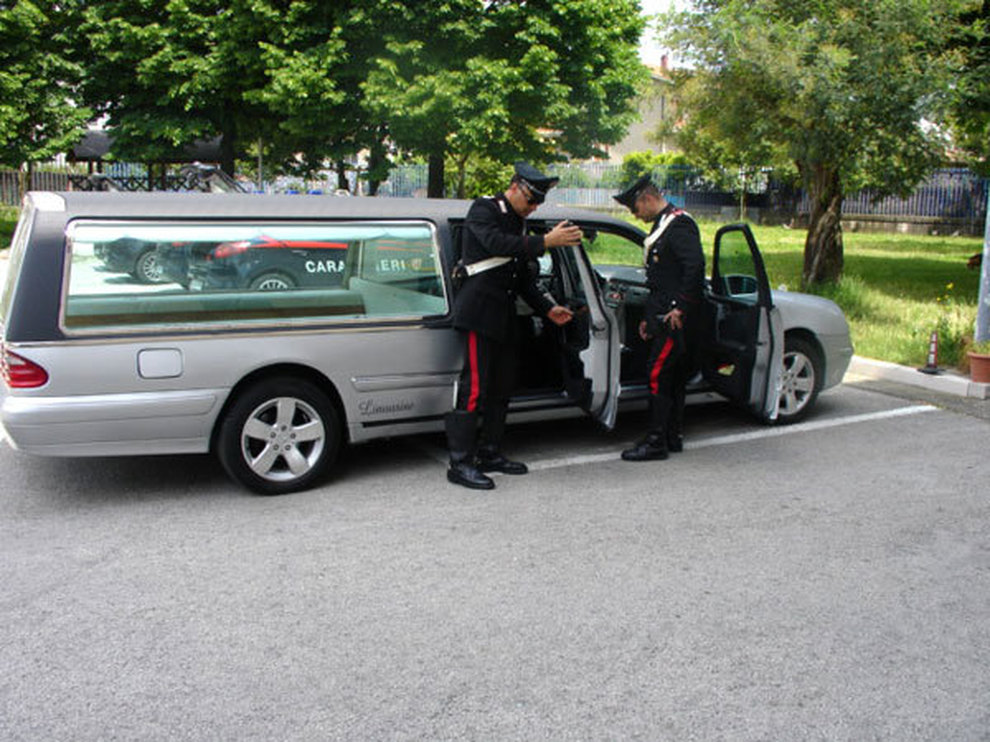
[1,192,852,494]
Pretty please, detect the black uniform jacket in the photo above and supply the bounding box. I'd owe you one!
[644,204,706,336]
[452,194,554,343]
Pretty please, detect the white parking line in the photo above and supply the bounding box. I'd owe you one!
[528,404,937,472]
[412,404,937,473]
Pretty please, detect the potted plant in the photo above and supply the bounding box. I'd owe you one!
[967,339,990,383]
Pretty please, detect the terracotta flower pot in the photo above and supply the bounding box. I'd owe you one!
[968,351,990,383]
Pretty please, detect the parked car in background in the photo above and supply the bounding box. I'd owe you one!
[154,240,217,288]
[1,192,853,494]
[188,234,351,290]
[94,236,168,284]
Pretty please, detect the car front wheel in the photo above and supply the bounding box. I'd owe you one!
[217,378,341,494]
[776,335,822,424]
[249,271,296,291]
[133,249,166,284]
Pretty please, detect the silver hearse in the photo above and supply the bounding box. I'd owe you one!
[1,192,852,494]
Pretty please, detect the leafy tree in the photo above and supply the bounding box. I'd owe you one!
[946,0,990,174]
[619,149,690,185]
[246,0,395,192]
[663,0,955,285]
[444,155,514,199]
[0,1,89,194]
[78,0,284,176]
[365,0,646,197]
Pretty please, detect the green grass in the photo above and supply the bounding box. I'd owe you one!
[0,205,17,249]
[586,217,985,371]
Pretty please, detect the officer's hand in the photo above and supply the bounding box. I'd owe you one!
[547,305,574,326]
[638,319,651,341]
[544,220,583,248]
[663,308,684,330]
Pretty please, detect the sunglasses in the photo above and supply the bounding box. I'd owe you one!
[519,180,545,206]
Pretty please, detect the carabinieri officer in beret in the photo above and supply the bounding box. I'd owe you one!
[613,175,705,461]
[445,162,583,491]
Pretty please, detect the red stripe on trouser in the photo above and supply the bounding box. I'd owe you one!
[649,336,675,395]
[467,331,480,412]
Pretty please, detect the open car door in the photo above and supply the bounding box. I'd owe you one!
[699,224,783,421]
[510,237,621,430]
[562,242,621,429]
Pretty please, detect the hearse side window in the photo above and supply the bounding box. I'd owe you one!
[62,220,448,331]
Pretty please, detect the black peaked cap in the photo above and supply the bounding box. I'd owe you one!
[514,161,559,196]
[613,174,655,209]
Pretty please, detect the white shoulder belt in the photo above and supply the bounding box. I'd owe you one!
[465,256,512,276]
[463,195,522,275]
[643,209,689,264]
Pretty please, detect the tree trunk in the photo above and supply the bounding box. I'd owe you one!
[427,150,445,198]
[219,134,236,177]
[336,159,349,192]
[455,154,468,199]
[803,165,844,285]
[367,143,382,197]
[738,169,747,221]
[17,162,32,202]
[365,128,390,197]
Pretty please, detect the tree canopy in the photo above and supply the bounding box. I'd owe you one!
[69,0,646,193]
[0,1,90,171]
[663,0,957,284]
[78,0,283,175]
[946,0,990,174]
[364,0,647,196]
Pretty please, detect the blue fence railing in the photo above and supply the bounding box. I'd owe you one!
[818,168,988,221]
[3,164,987,230]
[377,163,988,227]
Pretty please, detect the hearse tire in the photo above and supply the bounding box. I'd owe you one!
[775,335,822,425]
[217,378,341,495]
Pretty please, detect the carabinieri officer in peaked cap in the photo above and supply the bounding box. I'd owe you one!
[613,175,705,461]
[445,162,583,491]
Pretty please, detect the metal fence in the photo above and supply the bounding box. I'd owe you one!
[3,163,987,232]
[0,169,72,205]
[821,168,988,224]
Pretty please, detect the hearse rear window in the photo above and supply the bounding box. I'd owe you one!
[62,221,447,331]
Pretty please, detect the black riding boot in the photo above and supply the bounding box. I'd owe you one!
[622,395,670,462]
[477,444,529,475]
[477,405,528,474]
[445,411,494,490]
[667,385,685,453]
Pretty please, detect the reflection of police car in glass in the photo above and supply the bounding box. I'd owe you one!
[94,237,168,284]
[2,192,852,495]
[187,234,350,290]
[154,240,216,288]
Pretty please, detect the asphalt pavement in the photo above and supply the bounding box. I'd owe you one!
[1,371,988,740]
[2,248,990,741]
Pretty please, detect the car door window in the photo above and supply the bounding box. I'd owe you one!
[712,229,762,305]
[62,220,448,332]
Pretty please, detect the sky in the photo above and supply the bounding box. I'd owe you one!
[638,0,676,67]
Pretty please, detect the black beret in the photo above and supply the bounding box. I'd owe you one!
[613,174,656,209]
[513,161,559,201]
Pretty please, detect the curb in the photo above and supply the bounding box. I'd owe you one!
[846,355,990,400]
